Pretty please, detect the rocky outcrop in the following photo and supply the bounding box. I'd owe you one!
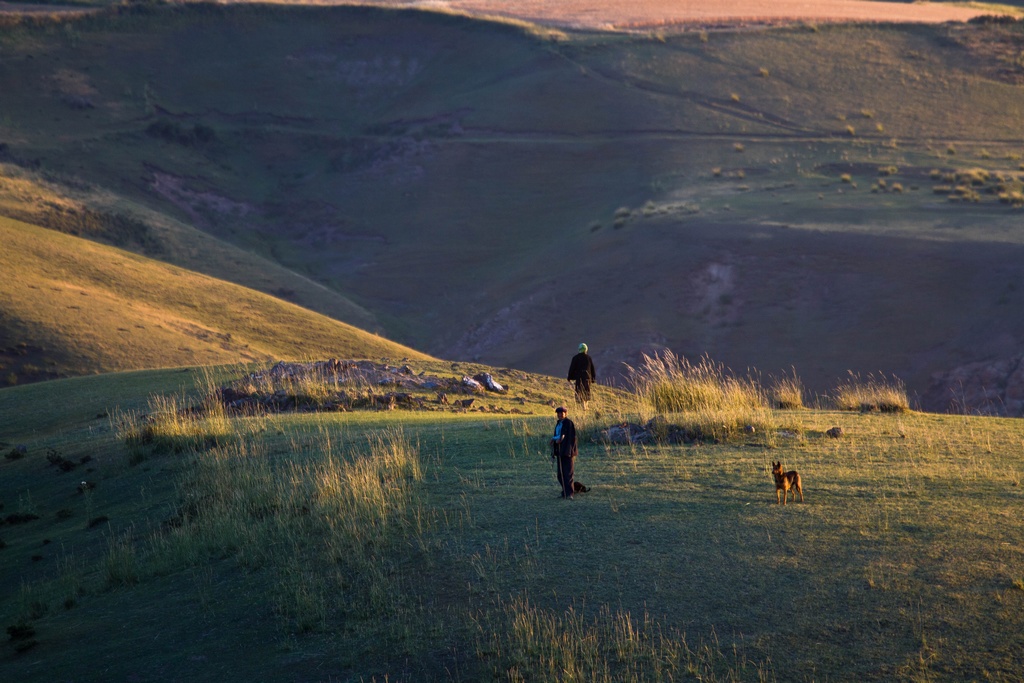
[216,360,525,415]
[924,355,1024,416]
[220,360,453,414]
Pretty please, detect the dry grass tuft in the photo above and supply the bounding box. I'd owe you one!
[479,597,767,682]
[114,393,233,460]
[629,352,762,413]
[769,370,805,409]
[627,352,776,439]
[831,371,909,412]
[147,424,425,631]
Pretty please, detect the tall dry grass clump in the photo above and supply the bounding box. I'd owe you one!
[114,392,233,460]
[769,369,805,409]
[149,425,426,632]
[630,352,763,413]
[627,352,775,440]
[312,428,424,543]
[832,371,909,413]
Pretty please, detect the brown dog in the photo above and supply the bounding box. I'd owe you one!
[772,461,803,505]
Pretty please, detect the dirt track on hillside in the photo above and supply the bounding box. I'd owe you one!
[352,0,990,30]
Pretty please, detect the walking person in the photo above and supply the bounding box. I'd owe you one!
[567,343,596,410]
[551,406,578,499]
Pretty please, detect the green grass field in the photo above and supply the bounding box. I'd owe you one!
[1,366,1022,681]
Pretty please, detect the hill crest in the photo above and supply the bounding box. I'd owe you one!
[0,216,431,384]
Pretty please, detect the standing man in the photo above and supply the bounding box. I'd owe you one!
[567,343,596,410]
[551,406,578,500]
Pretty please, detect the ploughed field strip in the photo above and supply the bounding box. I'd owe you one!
[335,0,989,30]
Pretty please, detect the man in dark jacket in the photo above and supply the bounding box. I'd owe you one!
[567,343,596,410]
[551,406,578,499]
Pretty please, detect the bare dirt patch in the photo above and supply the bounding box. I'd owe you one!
[150,172,254,227]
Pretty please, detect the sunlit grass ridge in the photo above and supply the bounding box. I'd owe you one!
[0,217,430,386]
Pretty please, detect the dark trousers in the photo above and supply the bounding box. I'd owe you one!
[574,379,592,403]
[556,455,575,498]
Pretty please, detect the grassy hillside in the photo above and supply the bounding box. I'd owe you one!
[2,5,1024,409]
[0,161,381,333]
[1,367,1022,680]
[0,215,431,384]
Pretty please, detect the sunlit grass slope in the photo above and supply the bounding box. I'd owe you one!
[0,216,431,384]
[0,162,381,335]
